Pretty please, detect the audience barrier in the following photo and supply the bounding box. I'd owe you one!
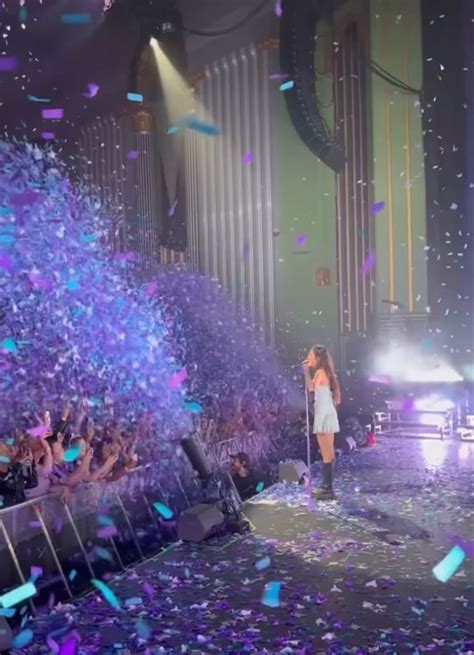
[1,429,303,607]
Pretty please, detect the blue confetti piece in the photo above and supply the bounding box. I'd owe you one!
[19,6,28,21]
[127,92,143,102]
[0,234,15,245]
[153,502,174,519]
[256,481,265,493]
[432,545,466,583]
[1,338,17,354]
[98,515,114,527]
[64,445,81,462]
[93,546,114,563]
[167,125,179,134]
[0,607,16,617]
[184,400,203,414]
[261,581,281,607]
[136,619,152,640]
[5,437,14,445]
[61,13,91,24]
[67,278,80,291]
[255,556,271,570]
[0,582,36,608]
[0,455,10,464]
[27,95,51,103]
[124,596,142,607]
[68,569,77,582]
[279,80,294,91]
[12,629,34,649]
[91,579,121,609]
[183,116,222,136]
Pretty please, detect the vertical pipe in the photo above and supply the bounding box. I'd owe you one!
[33,505,73,599]
[404,48,414,312]
[385,91,395,303]
[63,502,95,580]
[113,492,144,560]
[0,518,35,614]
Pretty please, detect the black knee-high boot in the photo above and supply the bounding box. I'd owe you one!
[313,461,336,500]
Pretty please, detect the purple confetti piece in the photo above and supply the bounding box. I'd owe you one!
[143,582,154,597]
[0,56,17,71]
[169,369,188,390]
[42,132,55,140]
[275,0,283,16]
[83,83,99,98]
[47,636,60,654]
[269,73,289,80]
[97,526,118,539]
[360,251,375,276]
[42,108,64,120]
[127,150,138,160]
[0,253,13,273]
[168,199,178,216]
[243,152,254,165]
[59,635,79,655]
[372,200,385,215]
[296,234,307,247]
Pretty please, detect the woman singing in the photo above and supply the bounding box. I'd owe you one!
[303,345,341,500]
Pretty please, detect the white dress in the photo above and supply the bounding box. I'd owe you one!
[313,386,340,434]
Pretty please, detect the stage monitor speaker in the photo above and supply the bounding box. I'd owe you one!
[0,616,12,650]
[177,503,224,542]
[279,459,309,484]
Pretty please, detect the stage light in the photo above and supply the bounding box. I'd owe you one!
[371,342,463,384]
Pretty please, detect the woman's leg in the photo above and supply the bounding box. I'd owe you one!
[314,433,336,499]
[316,433,335,463]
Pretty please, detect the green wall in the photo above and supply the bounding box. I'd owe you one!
[370,0,427,313]
[275,26,339,365]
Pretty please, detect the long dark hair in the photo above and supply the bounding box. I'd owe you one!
[311,345,341,406]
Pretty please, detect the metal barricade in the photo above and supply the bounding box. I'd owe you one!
[0,464,192,607]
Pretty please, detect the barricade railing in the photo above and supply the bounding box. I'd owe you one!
[0,464,196,609]
[0,430,299,607]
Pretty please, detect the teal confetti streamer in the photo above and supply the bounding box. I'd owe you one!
[12,629,34,649]
[261,581,281,607]
[27,95,51,103]
[153,502,174,519]
[68,569,77,582]
[279,80,294,91]
[432,545,466,583]
[256,481,265,493]
[183,400,203,414]
[61,13,91,24]
[0,455,10,464]
[63,445,81,462]
[1,338,17,354]
[136,619,152,640]
[91,579,122,610]
[127,92,143,102]
[0,581,36,608]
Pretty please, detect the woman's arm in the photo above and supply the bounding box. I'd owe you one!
[303,365,315,392]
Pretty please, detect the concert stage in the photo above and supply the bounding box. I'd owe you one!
[23,438,473,654]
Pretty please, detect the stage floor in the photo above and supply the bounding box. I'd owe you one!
[23,437,473,654]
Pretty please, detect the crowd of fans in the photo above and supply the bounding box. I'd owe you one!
[0,401,142,508]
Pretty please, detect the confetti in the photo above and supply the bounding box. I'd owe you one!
[136,619,152,640]
[256,481,265,492]
[41,132,55,140]
[169,368,188,390]
[269,73,289,80]
[153,502,174,519]
[64,445,82,462]
[261,581,281,607]
[184,400,204,414]
[296,234,307,247]
[0,56,17,71]
[168,199,178,216]
[127,92,144,102]
[83,83,99,98]
[61,13,92,24]
[372,200,386,215]
[68,569,77,582]
[183,116,222,136]
[27,95,51,103]
[279,81,294,91]
[0,455,10,464]
[12,629,34,650]
[433,546,466,583]
[361,251,375,276]
[0,582,36,608]
[91,579,121,609]
[127,150,138,160]
[1,338,18,354]
[93,546,114,562]
[59,636,79,655]
[30,566,43,582]
[42,108,64,120]
[255,556,271,570]
[275,0,283,16]
[243,152,254,165]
